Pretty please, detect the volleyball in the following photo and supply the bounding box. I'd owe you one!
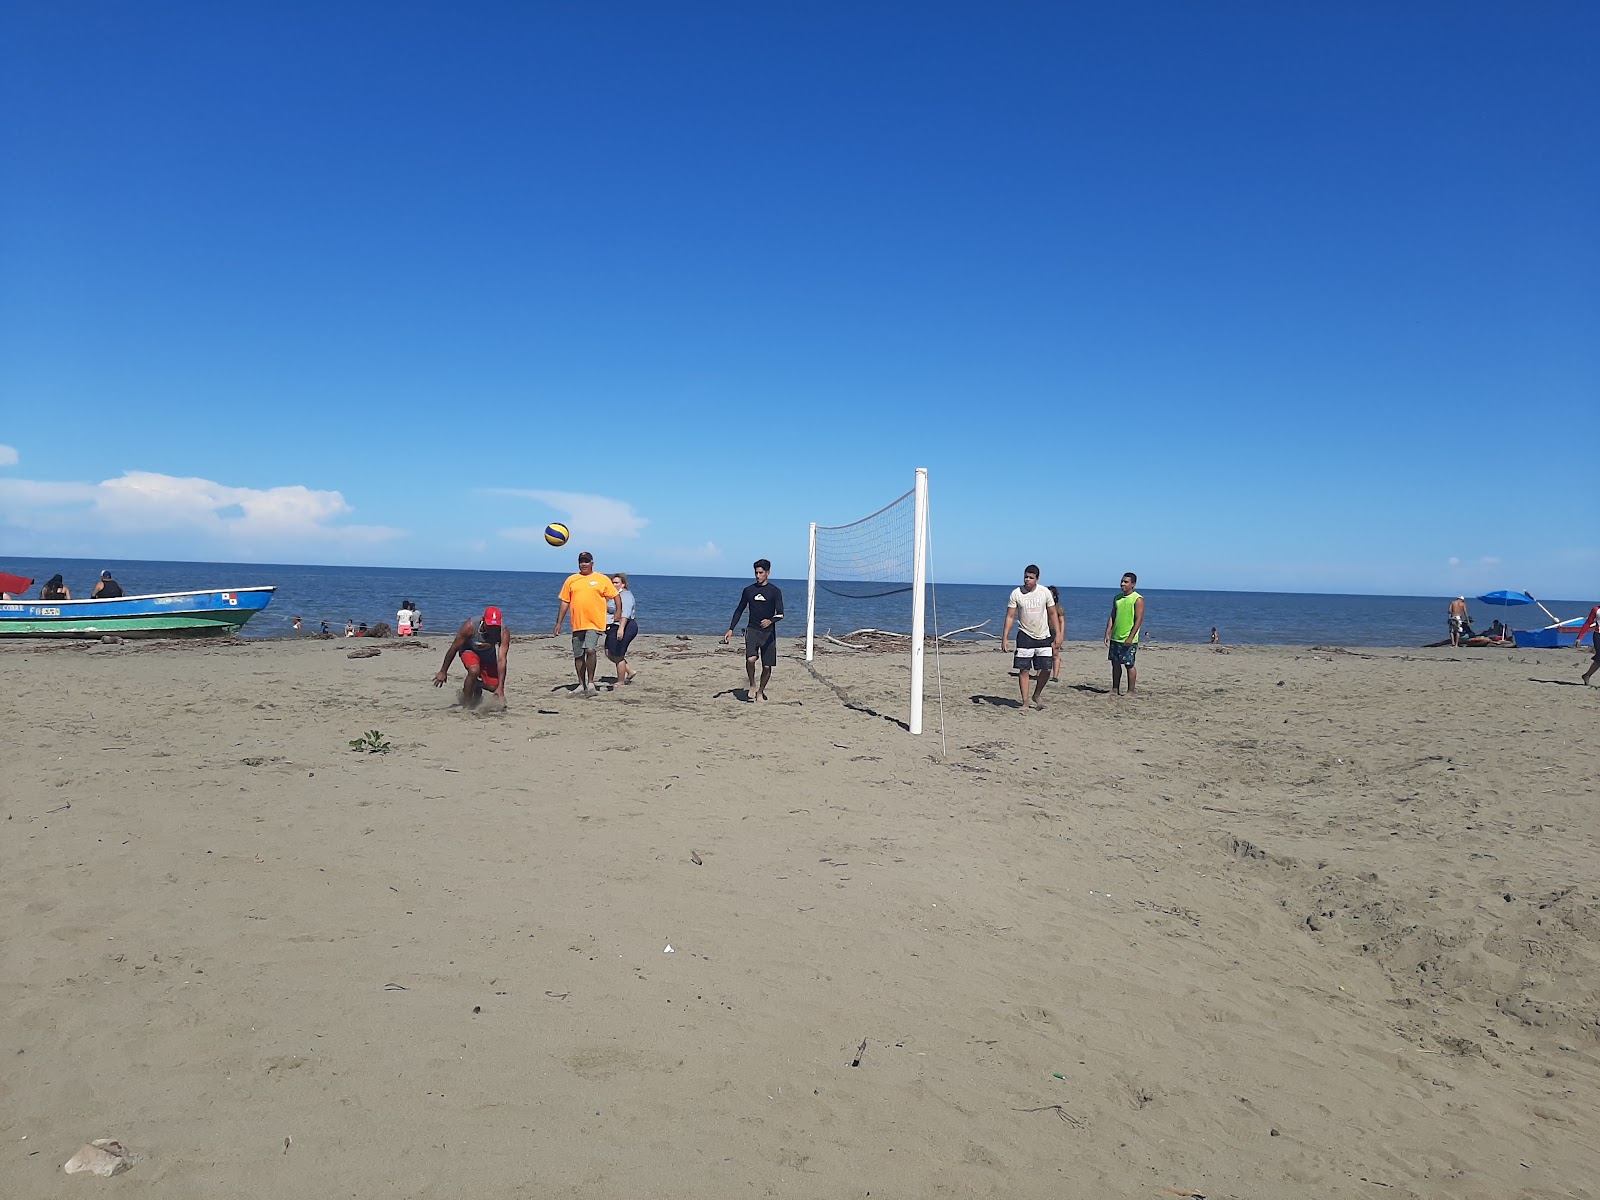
[543,522,570,547]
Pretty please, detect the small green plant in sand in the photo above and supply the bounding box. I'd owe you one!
[348,729,393,754]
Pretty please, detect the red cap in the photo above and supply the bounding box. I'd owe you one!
[482,606,503,627]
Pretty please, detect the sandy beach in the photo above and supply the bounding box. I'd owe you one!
[2,631,1596,1199]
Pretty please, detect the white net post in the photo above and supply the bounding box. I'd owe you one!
[909,468,928,736]
[805,522,818,663]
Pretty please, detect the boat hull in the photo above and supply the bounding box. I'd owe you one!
[0,587,275,638]
[1512,627,1593,649]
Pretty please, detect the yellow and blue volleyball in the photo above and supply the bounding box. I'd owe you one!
[543,522,570,547]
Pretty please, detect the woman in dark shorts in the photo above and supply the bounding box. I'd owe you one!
[605,572,639,685]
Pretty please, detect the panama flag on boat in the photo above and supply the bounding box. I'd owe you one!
[222,592,238,605]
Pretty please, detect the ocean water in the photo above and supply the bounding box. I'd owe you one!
[3,556,1588,647]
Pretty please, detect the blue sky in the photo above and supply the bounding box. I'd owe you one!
[2,2,1595,597]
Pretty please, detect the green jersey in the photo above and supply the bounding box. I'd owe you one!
[1112,591,1142,643]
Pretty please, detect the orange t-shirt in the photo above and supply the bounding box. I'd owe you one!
[560,572,618,632]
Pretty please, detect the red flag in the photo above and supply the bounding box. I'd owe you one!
[0,572,34,595]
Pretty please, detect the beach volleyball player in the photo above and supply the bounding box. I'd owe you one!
[434,607,511,709]
[1000,565,1062,711]
[722,559,784,702]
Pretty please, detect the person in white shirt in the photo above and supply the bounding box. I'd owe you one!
[1000,564,1062,711]
[396,600,417,637]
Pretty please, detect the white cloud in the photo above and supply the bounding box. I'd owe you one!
[1448,556,1461,566]
[488,488,649,540]
[0,444,17,466]
[0,469,403,547]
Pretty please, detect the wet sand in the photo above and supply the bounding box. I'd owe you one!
[2,632,1596,1199]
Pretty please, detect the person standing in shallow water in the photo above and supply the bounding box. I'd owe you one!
[1103,572,1144,697]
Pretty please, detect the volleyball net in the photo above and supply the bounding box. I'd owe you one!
[805,468,931,736]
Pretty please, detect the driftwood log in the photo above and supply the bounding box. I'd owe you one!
[822,619,994,652]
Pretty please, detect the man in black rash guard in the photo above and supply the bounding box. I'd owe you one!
[721,558,784,701]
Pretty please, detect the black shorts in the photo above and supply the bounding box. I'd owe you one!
[744,625,777,666]
[1013,631,1054,672]
[606,618,638,658]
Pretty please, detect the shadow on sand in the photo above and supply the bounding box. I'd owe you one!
[969,694,1023,710]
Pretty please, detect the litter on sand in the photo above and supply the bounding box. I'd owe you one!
[63,1140,134,1176]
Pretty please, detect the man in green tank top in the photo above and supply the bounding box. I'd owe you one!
[1103,572,1145,697]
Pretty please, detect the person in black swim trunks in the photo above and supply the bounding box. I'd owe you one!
[434,606,511,709]
[721,559,784,701]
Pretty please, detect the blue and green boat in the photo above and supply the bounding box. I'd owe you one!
[0,586,276,638]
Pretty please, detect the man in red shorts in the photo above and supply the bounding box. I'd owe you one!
[434,606,511,709]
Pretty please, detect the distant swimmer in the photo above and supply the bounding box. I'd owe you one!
[1103,572,1145,697]
[1447,596,1470,647]
[434,606,511,709]
[722,559,784,701]
[1001,566,1060,710]
[91,570,124,599]
[1575,604,1599,685]
[556,551,619,697]
[292,616,303,630]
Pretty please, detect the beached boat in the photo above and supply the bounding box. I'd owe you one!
[1510,618,1593,649]
[1474,589,1594,649]
[0,586,276,638]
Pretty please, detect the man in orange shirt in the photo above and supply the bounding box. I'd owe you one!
[555,551,619,697]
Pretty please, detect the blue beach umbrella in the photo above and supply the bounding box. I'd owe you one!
[1477,589,1563,630]
[1476,590,1535,606]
